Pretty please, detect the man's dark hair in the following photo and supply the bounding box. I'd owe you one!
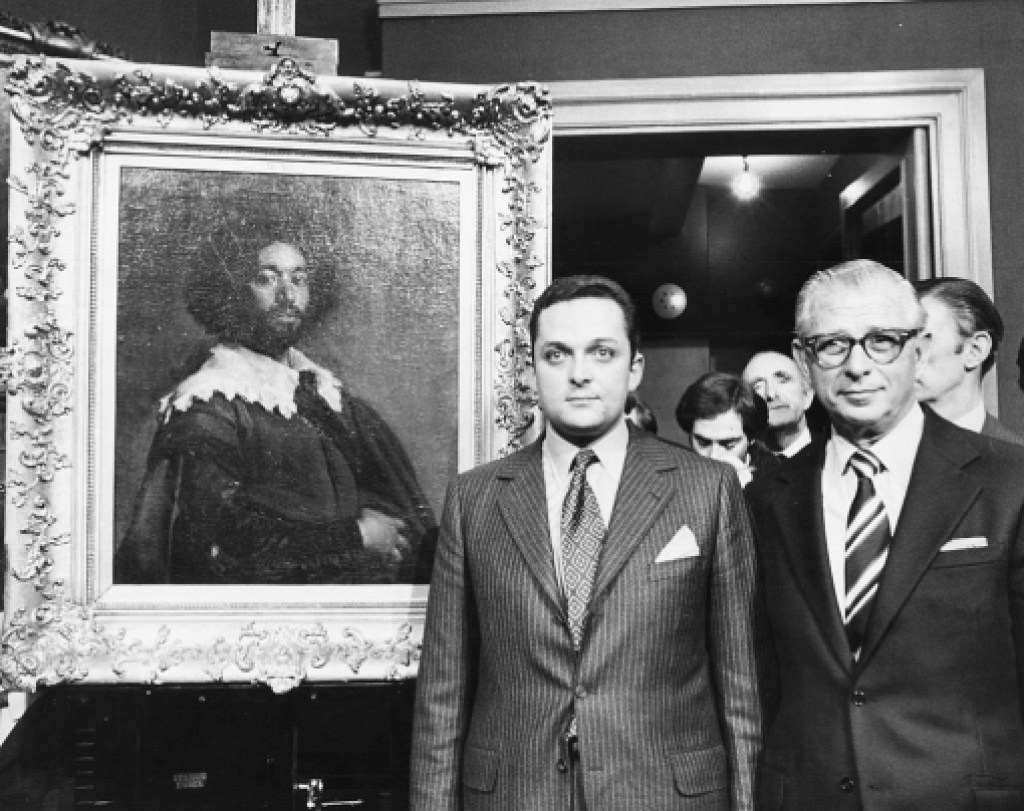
[675,372,769,439]
[529,275,640,359]
[186,216,339,342]
[914,277,1004,376]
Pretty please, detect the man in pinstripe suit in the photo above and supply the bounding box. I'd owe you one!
[410,275,763,811]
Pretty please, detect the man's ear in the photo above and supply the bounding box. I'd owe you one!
[629,352,645,390]
[913,328,932,364]
[962,331,992,373]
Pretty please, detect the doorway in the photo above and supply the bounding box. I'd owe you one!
[546,70,993,443]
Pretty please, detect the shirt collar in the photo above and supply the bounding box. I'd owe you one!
[543,417,631,483]
[952,399,987,433]
[829,403,925,478]
[780,425,813,457]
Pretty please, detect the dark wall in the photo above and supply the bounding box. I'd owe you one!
[2,0,381,74]
[3,0,204,66]
[381,1,1024,429]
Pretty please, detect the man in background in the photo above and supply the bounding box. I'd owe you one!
[411,275,762,811]
[675,372,778,489]
[913,277,1023,443]
[741,350,815,456]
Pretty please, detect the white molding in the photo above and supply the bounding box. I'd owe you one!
[546,69,995,406]
[378,0,928,18]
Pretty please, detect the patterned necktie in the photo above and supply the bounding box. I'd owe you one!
[844,448,892,659]
[561,449,607,650]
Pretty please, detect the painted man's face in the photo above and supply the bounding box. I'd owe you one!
[248,241,311,351]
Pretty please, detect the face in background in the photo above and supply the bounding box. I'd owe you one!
[795,286,925,443]
[248,241,311,354]
[689,409,750,464]
[532,297,644,446]
[914,295,982,405]
[742,352,813,432]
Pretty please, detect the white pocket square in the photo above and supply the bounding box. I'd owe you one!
[655,526,700,562]
[940,536,988,552]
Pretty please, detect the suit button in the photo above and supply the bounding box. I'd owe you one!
[851,690,866,706]
[575,686,587,699]
[839,777,855,793]
[557,758,568,773]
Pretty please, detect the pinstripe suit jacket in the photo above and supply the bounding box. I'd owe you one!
[410,428,763,811]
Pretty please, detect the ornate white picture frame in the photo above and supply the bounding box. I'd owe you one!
[0,56,551,692]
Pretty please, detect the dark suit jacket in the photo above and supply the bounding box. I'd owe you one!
[746,411,1024,811]
[981,411,1024,445]
[411,428,763,811]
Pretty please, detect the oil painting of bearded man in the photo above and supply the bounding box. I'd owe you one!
[114,217,438,585]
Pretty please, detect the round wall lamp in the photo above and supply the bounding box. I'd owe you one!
[652,283,688,319]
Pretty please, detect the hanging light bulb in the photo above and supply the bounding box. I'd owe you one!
[732,155,760,201]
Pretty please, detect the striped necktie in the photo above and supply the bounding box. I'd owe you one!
[844,448,891,659]
[561,449,607,651]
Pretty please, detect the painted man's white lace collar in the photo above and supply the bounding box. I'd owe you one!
[159,343,344,421]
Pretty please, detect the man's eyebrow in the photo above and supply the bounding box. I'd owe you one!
[691,431,742,443]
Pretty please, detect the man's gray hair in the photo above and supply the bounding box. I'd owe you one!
[794,259,925,336]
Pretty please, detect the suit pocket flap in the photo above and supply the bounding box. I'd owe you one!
[649,557,701,581]
[669,745,727,796]
[462,745,498,793]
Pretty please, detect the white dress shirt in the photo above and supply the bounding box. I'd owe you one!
[952,399,987,433]
[821,405,925,607]
[543,418,629,590]
[780,425,813,457]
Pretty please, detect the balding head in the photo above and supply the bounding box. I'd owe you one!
[742,350,814,451]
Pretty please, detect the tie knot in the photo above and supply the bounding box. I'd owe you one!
[571,449,599,474]
[847,449,883,479]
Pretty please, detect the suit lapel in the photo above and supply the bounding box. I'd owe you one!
[590,432,673,604]
[858,414,981,666]
[771,441,851,672]
[496,440,567,620]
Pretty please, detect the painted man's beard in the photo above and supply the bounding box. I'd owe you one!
[245,304,307,358]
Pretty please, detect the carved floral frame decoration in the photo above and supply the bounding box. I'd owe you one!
[0,56,551,692]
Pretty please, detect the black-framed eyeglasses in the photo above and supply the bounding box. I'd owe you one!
[796,328,921,370]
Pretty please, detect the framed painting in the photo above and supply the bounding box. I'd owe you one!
[0,56,550,691]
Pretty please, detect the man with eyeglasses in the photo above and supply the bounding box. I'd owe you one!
[746,259,1024,811]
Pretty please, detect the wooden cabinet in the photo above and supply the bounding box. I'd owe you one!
[0,682,415,810]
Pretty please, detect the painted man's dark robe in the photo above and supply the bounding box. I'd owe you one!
[115,344,436,585]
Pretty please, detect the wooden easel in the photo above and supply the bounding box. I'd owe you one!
[206,0,337,75]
